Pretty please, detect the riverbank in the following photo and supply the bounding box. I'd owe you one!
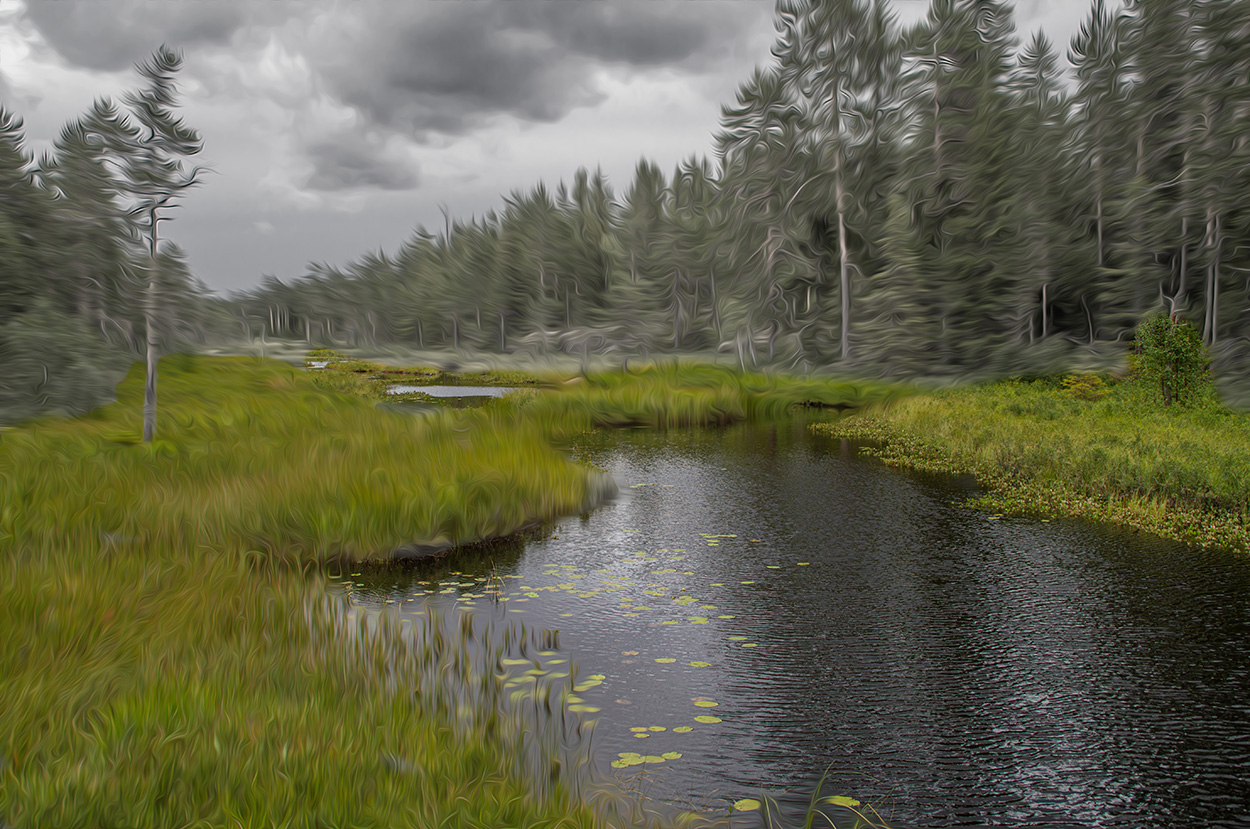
[814,376,1250,552]
[1,354,897,826]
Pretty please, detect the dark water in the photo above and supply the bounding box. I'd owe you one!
[341,419,1250,827]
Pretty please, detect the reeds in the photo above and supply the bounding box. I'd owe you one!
[815,376,1250,551]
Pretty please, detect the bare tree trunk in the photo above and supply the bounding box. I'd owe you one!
[143,206,160,444]
[832,68,852,362]
[1094,152,1105,268]
[1203,209,1221,345]
[1041,282,1049,340]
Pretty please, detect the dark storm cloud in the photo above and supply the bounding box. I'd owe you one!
[23,0,250,71]
[25,0,769,135]
[302,135,419,192]
[322,1,765,137]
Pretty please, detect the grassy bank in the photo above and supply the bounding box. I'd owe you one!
[2,354,895,826]
[814,376,1250,552]
[0,356,621,827]
[306,348,904,429]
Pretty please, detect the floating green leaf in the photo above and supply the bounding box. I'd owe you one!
[688,661,711,668]
[672,726,693,733]
[821,796,862,808]
[655,658,676,663]
[694,715,722,724]
[693,700,718,708]
[733,799,761,812]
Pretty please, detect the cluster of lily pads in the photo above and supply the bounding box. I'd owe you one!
[338,541,834,800]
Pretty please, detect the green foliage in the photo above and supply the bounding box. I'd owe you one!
[1060,373,1108,401]
[1131,314,1213,406]
[816,377,1250,551]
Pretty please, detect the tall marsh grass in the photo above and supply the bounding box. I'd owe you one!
[815,377,1250,551]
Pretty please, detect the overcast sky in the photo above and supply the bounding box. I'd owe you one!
[2,0,1092,295]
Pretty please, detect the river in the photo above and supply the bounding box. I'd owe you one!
[337,417,1250,828]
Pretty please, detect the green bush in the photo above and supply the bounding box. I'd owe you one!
[1132,314,1212,406]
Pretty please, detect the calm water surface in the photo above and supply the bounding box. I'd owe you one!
[342,419,1250,827]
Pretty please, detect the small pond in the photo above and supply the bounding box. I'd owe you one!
[386,384,522,397]
[338,418,1250,827]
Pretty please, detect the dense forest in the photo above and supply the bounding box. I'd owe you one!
[3,0,1249,424]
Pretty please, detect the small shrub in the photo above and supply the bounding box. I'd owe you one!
[1061,373,1108,401]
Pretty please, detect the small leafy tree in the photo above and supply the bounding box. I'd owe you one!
[1132,314,1212,406]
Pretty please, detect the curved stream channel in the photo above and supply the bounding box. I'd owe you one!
[337,417,1250,828]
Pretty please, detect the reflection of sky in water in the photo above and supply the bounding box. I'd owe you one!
[341,421,1250,828]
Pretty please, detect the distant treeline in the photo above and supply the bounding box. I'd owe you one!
[231,0,1250,376]
[2,0,1249,425]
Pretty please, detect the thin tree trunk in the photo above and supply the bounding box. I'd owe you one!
[832,68,852,362]
[1042,282,1049,340]
[143,206,160,444]
[1204,209,1221,345]
[1095,162,1104,267]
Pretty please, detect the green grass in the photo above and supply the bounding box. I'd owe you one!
[814,375,1250,552]
[2,353,898,827]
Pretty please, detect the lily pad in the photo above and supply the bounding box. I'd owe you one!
[733,799,761,812]
[693,700,719,708]
[655,657,677,663]
[688,661,711,668]
[820,795,861,808]
[694,715,722,724]
[661,751,683,760]
[672,726,693,733]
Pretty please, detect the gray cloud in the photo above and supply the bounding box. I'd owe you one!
[302,134,419,192]
[25,0,771,137]
[22,0,252,71]
[320,2,768,137]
